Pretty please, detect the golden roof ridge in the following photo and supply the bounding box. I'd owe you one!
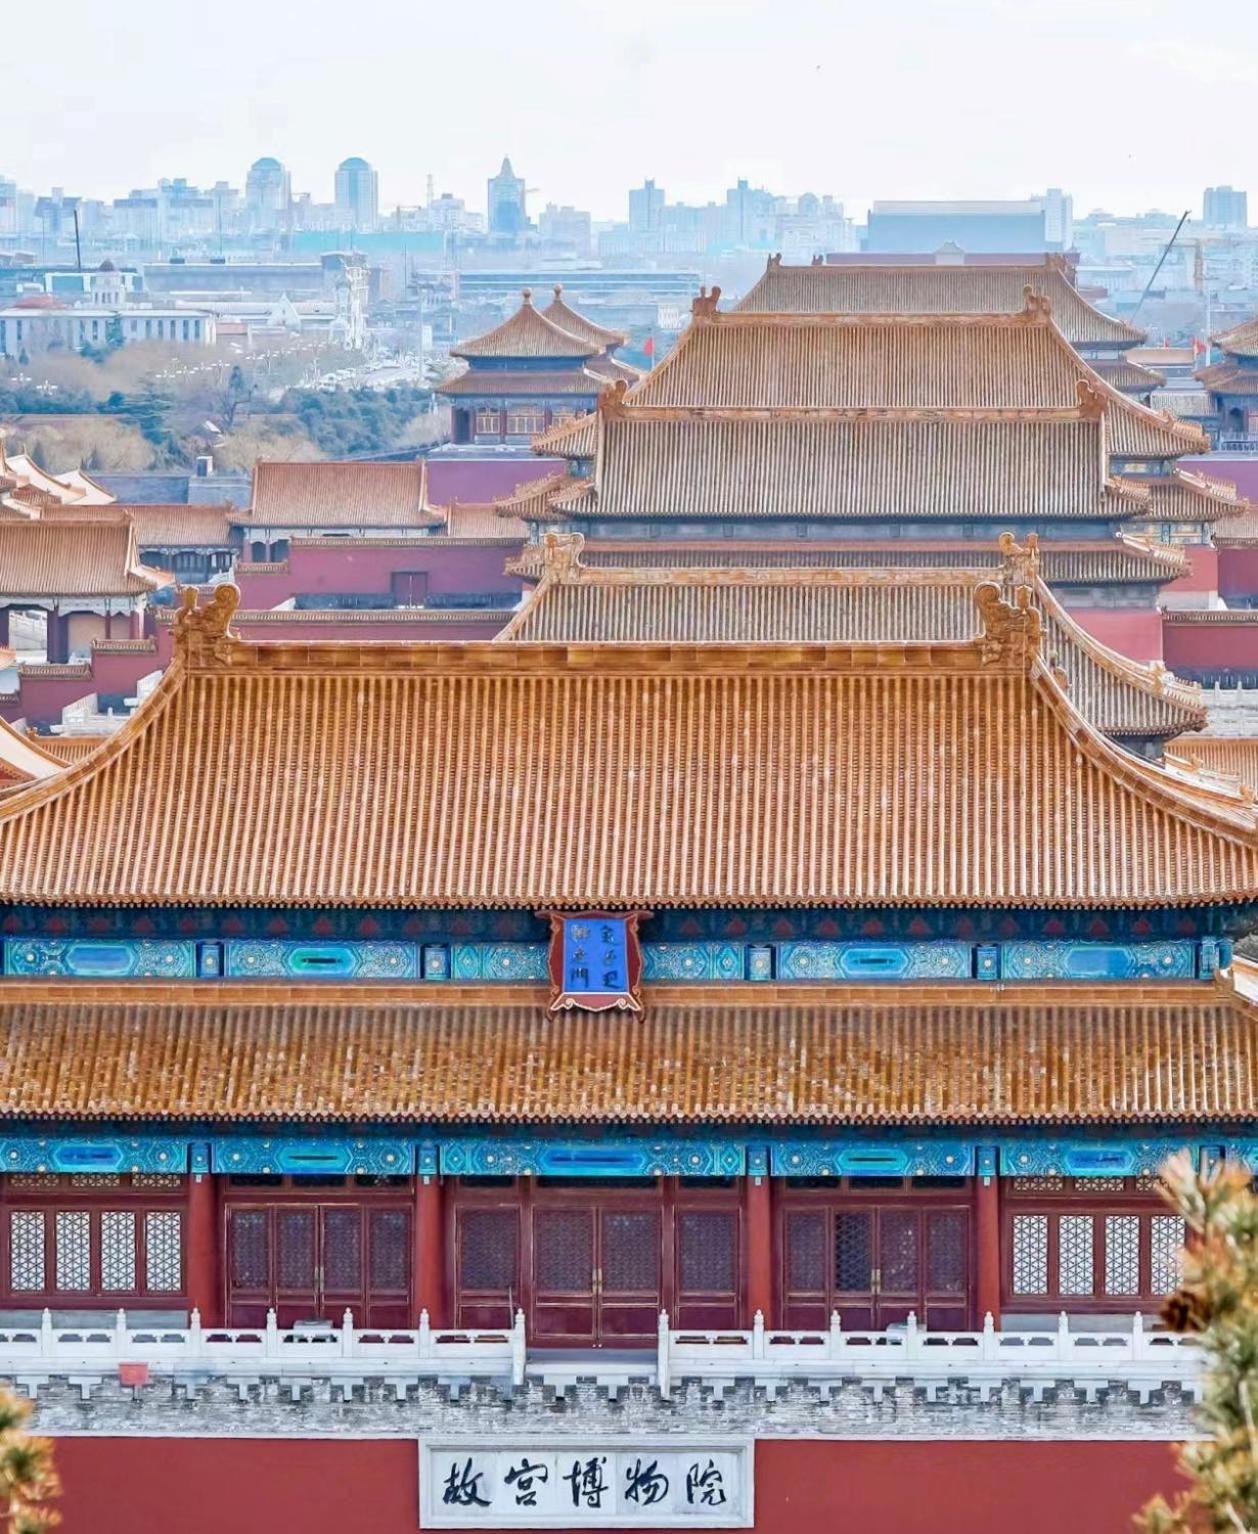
[540,285,628,349]
[451,289,601,361]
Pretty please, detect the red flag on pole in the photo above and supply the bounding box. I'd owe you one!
[643,333,655,367]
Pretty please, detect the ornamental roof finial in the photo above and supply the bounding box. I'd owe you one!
[172,583,239,665]
[975,581,1041,670]
[540,530,585,581]
[1076,378,1107,420]
[1021,285,1053,322]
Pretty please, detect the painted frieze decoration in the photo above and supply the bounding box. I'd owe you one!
[420,1440,752,1529]
[543,911,648,1014]
[439,1138,745,1178]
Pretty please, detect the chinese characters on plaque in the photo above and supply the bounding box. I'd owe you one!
[542,911,648,1015]
[420,1442,751,1528]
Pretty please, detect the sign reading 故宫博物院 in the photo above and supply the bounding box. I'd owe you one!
[420,1441,752,1528]
[541,911,650,1014]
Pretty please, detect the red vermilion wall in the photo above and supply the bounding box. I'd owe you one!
[231,615,510,642]
[1065,605,1165,662]
[51,1435,1185,1534]
[235,541,523,608]
[1220,547,1258,600]
[1162,544,1220,600]
[1164,618,1258,673]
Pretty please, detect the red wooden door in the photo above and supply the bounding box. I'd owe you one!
[598,1207,660,1342]
[781,1201,971,1330]
[532,1206,595,1344]
[674,1207,741,1330]
[391,570,428,606]
[274,1208,319,1322]
[454,1206,519,1330]
[226,1203,412,1327]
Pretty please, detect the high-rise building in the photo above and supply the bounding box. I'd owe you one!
[1204,185,1248,229]
[629,179,665,234]
[334,157,379,231]
[245,156,291,235]
[487,157,527,236]
[0,176,17,238]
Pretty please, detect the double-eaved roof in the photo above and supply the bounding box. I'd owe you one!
[0,584,1249,909]
[736,254,1146,350]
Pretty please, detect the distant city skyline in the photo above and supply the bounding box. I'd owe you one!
[3,0,1256,224]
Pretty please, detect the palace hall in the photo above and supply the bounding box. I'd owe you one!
[0,265,1255,1534]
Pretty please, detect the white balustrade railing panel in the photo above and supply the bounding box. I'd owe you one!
[657,1310,1201,1397]
[0,1308,526,1386]
[0,1307,1200,1403]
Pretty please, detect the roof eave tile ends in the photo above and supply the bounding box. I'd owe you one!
[0,984,1250,1126]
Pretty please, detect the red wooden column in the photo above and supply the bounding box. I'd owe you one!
[186,1166,221,1326]
[746,1150,774,1325]
[415,1172,446,1326]
[975,1150,1001,1328]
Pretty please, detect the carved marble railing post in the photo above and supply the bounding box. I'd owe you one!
[751,1310,766,1361]
[511,1309,526,1388]
[657,1310,672,1399]
[39,1309,54,1360]
[263,1308,280,1360]
[417,1308,431,1361]
[340,1309,355,1358]
[827,1309,842,1361]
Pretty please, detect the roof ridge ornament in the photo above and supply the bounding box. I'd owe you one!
[691,286,723,320]
[997,530,1040,582]
[599,378,630,417]
[173,583,240,665]
[1076,378,1108,420]
[540,531,585,582]
[974,581,1042,669]
[1021,285,1053,322]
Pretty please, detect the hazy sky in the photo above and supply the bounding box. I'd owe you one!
[4,0,1257,222]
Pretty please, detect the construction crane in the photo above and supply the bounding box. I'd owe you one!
[1133,209,1191,315]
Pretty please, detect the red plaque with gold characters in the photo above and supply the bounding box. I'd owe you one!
[540,911,650,1014]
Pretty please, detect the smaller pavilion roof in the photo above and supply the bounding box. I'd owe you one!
[1138,468,1250,524]
[1167,736,1258,795]
[1212,316,1258,359]
[243,460,443,530]
[735,254,1145,347]
[530,402,1153,525]
[1089,357,1166,393]
[540,285,628,349]
[499,533,1205,742]
[436,368,613,399]
[0,718,63,786]
[626,295,1204,457]
[1198,360,1258,396]
[450,289,600,361]
[40,502,235,547]
[0,520,172,597]
[531,413,597,458]
[436,498,531,540]
[1212,500,1258,546]
[521,539,1186,587]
